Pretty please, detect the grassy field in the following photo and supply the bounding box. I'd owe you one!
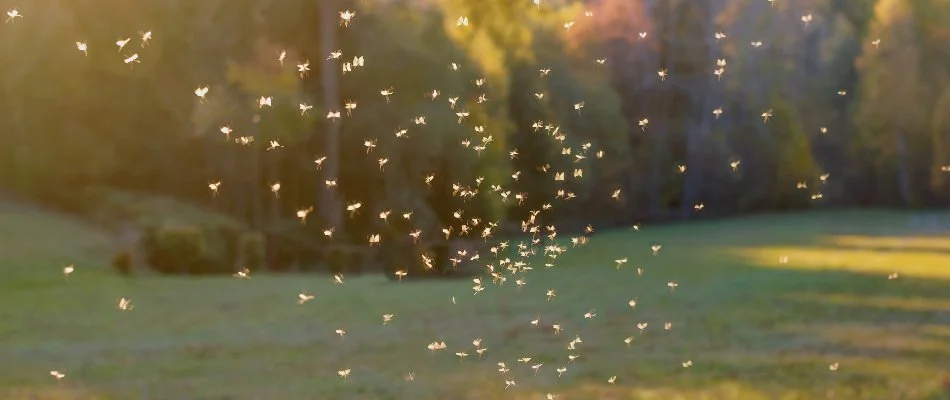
[2,206,950,399]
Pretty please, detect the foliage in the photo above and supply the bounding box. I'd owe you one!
[142,224,209,275]
[110,251,133,276]
[1,0,950,258]
[93,191,253,275]
[238,232,265,272]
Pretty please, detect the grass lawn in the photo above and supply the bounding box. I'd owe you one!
[1,207,950,399]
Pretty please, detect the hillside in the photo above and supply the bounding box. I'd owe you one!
[0,198,115,284]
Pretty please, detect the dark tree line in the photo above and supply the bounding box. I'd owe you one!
[0,0,947,273]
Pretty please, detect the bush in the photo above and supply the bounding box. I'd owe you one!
[264,236,298,272]
[298,246,324,272]
[111,251,133,276]
[378,239,412,279]
[238,232,265,272]
[431,242,449,274]
[143,224,210,275]
[323,246,369,275]
[87,190,256,275]
[141,223,253,275]
[206,220,244,271]
[348,249,366,275]
[326,247,344,275]
[377,238,447,279]
[85,190,278,275]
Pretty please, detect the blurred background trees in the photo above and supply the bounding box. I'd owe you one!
[1,0,947,274]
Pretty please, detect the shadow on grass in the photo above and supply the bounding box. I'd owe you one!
[417,242,950,400]
[440,219,950,399]
[652,247,950,399]
[527,213,950,399]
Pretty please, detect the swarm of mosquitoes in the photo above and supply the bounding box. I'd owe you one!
[4,1,901,396]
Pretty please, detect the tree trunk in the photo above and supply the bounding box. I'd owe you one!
[250,120,264,230]
[680,118,709,217]
[896,131,912,205]
[646,0,676,217]
[232,142,248,225]
[319,0,344,234]
[679,1,719,217]
[267,152,281,229]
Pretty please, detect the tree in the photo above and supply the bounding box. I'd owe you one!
[318,0,345,236]
[855,0,925,205]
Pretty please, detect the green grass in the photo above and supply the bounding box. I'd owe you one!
[2,207,950,399]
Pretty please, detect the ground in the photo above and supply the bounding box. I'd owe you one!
[1,205,949,400]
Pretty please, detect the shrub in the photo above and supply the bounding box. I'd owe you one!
[265,236,298,272]
[348,249,365,275]
[429,242,449,275]
[141,222,247,275]
[298,246,323,272]
[326,247,344,275]
[238,232,265,272]
[206,220,244,271]
[140,225,162,270]
[378,239,411,279]
[143,224,207,275]
[111,251,133,276]
[377,238,450,279]
[91,190,258,275]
